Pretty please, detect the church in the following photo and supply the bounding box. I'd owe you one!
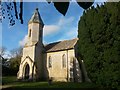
[17,8,83,82]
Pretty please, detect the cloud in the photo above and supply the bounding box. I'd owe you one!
[43,16,75,37]
[58,16,75,26]
[19,35,28,46]
[66,27,78,38]
[43,25,60,36]
[57,27,78,41]
[2,50,11,59]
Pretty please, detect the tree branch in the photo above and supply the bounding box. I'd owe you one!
[13,0,18,19]
[19,0,23,24]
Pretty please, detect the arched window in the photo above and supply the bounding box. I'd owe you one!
[24,63,30,79]
[48,56,52,68]
[29,29,31,37]
[62,54,66,68]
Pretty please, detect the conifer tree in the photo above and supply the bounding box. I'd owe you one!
[78,2,120,88]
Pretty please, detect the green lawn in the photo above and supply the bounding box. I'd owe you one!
[1,76,117,90]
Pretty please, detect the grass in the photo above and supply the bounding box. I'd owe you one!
[2,76,118,90]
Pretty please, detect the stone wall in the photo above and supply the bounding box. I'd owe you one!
[44,49,76,82]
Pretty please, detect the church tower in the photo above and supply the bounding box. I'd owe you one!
[27,8,44,45]
[17,8,44,81]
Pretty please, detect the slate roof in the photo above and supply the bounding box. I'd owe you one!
[45,38,78,52]
[28,8,44,26]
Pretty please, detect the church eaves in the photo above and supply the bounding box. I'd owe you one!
[28,8,44,26]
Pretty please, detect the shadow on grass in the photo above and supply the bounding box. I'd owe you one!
[2,82,117,90]
[2,76,118,90]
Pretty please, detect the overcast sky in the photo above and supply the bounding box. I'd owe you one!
[2,1,106,57]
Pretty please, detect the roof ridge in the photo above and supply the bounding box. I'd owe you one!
[61,38,78,42]
[44,41,61,46]
[44,38,78,45]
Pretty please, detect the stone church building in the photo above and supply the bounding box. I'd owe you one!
[17,8,84,82]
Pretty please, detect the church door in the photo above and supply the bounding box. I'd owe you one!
[24,64,30,79]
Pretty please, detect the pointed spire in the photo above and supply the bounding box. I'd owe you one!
[28,8,44,26]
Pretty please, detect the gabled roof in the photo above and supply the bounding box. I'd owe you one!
[28,8,44,26]
[45,38,78,52]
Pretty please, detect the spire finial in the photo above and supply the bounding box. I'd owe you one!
[36,8,38,11]
[28,8,44,26]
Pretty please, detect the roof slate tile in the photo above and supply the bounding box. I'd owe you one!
[45,38,78,52]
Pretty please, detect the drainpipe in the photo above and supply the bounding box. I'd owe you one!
[67,50,69,82]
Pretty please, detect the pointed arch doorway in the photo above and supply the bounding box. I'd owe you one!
[24,64,30,79]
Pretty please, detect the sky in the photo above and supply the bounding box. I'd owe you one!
[1,0,107,57]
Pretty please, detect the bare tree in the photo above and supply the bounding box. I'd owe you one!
[0,46,6,57]
[0,46,7,65]
[9,47,22,74]
[10,47,22,58]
